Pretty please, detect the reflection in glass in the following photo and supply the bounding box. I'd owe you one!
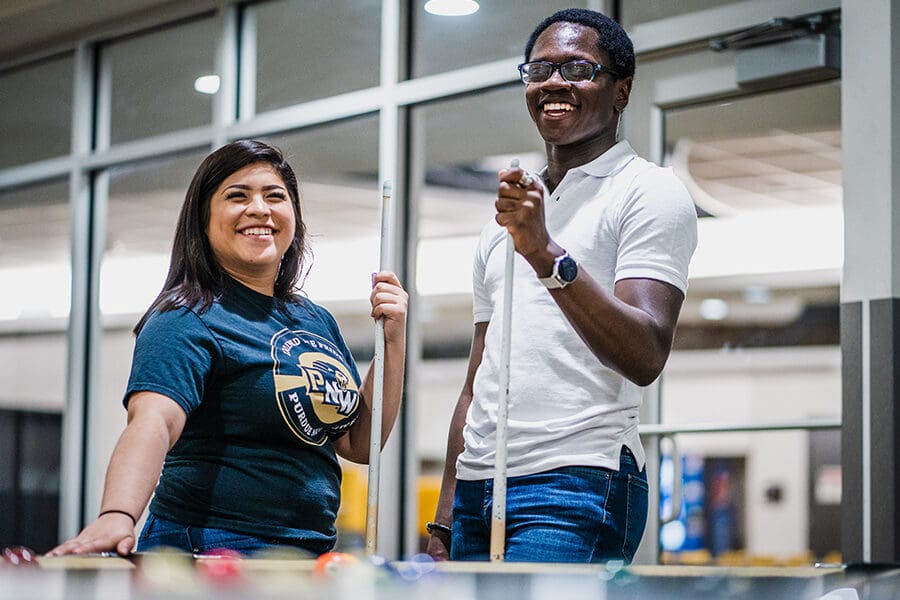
[666,83,841,217]
[660,81,842,566]
[411,0,576,78]
[0,180,71,321]
[0,180,69,552]
[0,411,63,553]
[620,0,746,29]
[657,427,841,566]
[665,81,841,350]
[0,415,12,545]
[103,17,217,144]
[251,0,381,113]
[0,55,73,168]
[18,412,62,553]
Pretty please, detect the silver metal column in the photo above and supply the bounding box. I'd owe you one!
[841,0,900,564]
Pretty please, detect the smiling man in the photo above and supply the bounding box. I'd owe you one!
[427,9,698,563]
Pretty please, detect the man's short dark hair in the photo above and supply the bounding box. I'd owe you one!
[524,8,635,80]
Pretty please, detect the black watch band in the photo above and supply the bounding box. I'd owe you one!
[426,521,452,535]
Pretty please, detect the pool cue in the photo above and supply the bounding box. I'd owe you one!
[366,180,392,556]
[490,159,524,562]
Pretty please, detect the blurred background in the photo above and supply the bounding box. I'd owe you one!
[0,0,849,566]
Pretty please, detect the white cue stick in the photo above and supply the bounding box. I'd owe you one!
[366,180,392,556]
[490,159,521,562]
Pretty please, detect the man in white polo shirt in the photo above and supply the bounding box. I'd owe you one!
[427,8,697,563]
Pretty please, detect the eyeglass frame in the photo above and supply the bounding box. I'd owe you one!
[517,60,622,84]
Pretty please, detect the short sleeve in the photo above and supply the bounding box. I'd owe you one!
[124,308,222,415]
[614,166,698,294]
[472,221,500,324]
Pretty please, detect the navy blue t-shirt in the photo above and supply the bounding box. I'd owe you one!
[125,279,362,554]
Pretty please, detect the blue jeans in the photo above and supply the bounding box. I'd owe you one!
[450,448,648,563]
[137,513,286,556]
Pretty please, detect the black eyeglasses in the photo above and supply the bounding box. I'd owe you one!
[517,60,620,84]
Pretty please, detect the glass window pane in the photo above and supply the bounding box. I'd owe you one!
[103,18,217,144]
[411,0,579,78]
[0,55,73,168]
[251,0,381,113]
[0,180,69,551]
[0,410,63,553]
[0,413,14,546]
[0,180,71,322]
[265,116,380,551]
[19,412,62,553]
[657,428,841,566]
[410,85,544,547]
[665,82,841,353]
[658,81,841,567]
[620,0,746,29]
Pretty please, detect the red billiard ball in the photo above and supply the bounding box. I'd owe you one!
[2,546,37,567]
[196,548,245,586]
[312,551,358,578]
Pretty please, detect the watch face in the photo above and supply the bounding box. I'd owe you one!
[557,256,578,283]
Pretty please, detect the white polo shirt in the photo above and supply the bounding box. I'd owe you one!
[457,141,698,480]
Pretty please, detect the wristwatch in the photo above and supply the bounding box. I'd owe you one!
[538,251,578,289]
[426,521,452,536]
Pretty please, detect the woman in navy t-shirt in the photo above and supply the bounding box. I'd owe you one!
[49,140,407,557]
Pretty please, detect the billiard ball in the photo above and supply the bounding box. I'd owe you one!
[312,551,358,577]
[195,548,245,586]
[1,546,37,567]
[136,548,196,592]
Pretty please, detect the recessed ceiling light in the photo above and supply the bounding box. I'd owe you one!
[424,0,479,17]
[194,74,220,95]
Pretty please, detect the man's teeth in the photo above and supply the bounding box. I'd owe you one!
[544,102,574,112]
[243,227,273,235]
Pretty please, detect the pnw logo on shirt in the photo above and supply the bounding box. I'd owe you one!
[271,329,360,445]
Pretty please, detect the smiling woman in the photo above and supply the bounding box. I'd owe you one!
[132,140,310,332]
[48,140,409,558]
[206,163,297,295]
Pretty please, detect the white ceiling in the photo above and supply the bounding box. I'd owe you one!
[675,129,841,216]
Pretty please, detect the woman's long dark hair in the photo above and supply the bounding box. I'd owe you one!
[134,140,309,335]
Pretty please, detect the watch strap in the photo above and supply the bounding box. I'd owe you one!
[538,273,565,289]
[538,251,575,289]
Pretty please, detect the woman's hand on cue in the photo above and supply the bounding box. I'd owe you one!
[370,271,407,343]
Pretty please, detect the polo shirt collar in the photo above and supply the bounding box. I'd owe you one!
[536,140,638,190]
[576,140,637,178]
